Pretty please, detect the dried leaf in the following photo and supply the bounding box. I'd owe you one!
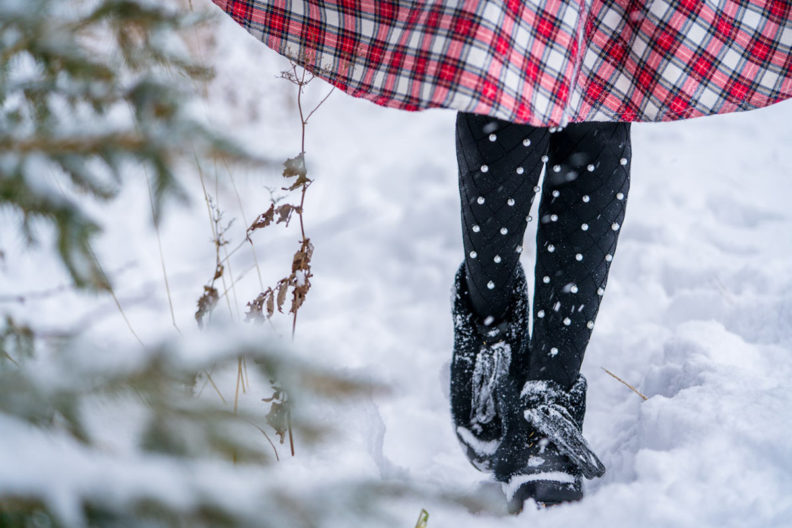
[266,289,275,318]
[276,278,289,313]
[195,285,219,328]
[212,263,224,281]
[262,387,289,444]
[275,203,300,227]
[282,154,310,191]
[245,288,273,323]
[245,204,275,240]
[290,284,310,314]
[291,239,314,273]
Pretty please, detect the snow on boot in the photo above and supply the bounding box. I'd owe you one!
[494,375,603,511]
[450,262,529,472]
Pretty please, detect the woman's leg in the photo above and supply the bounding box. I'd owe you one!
[528,122,632,389]
[456,112,549,322]
[450,112,550,470]
[493,122,631,509]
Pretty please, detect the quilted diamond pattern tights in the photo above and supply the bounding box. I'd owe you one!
[456,112,631,390]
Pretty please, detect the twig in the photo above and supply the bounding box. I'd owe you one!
[2,350,20,367]
[88,247,147,349]
[225,160,265,290]
[145,170,181,335]
[244,419,281,461]
[601,367,648,401]
[205,370,226,403]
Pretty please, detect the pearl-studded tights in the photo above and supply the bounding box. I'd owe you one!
[456,112,631,389]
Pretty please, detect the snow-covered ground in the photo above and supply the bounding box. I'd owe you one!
[3,9,792,527]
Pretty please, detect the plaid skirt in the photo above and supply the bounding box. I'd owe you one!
[212,0,792,126]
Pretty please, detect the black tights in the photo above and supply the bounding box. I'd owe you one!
[456,113,631,389]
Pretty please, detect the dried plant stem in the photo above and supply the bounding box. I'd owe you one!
[218,264,256,302]
[197,161,234,321]
[287,61,330,338]
[234,357,246,413]
[601,367,648,401]
[225,161,265,290]
[243,419,280,461]
[89,247,146,349]
[2,350,20,366]
[145,170,181,335]
[204,370,226,403]
[287,411,295,457]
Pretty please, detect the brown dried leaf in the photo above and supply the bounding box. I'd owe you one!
[290,280,311,314]
[266,289,275,318]
[282,154,310,191]
[276,278,290,313]
[291,239,314,273]
[245,204,275,240]
[212,263,224,281]
[195,285,219,328]
[275,203,300,227]
[246,288,273,323]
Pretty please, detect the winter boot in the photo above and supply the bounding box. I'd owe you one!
[450,262,530,472]
[493,375,605,511]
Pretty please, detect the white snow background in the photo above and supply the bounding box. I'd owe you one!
[2,7,792,527]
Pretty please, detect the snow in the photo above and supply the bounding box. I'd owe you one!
[3,6,792,527]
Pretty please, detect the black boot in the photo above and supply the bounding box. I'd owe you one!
[493,375,605,511]
[450,262,529,472]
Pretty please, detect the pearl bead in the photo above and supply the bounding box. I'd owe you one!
[563,317,571,326]
[547,244,555,252]
[550,214,558,222]
[472,225,480,233]
[587,164,595,172]
[507,198,515,206]
[541,155,549,163]
[611,222,620,231]
[493,255,502,263]
[575,253,583,261]
[552,190,560,197]
[515,245,523,253]
[523,138,531,146]
[570,285,579,293]
[537,310,545,318]
[581,223,589,231]
[481,164,489,173]
[500,227,508,235]
[616,192,624,200]
[469,251,477,258]
[489,133,497,142]
[620,157,628,165]
[542,276,550,284]
[550,347,558,356]
[477,196,485,205]
[516,166,525,175]
[582,195,590,203]
[552,164,561,173]
[597,287,605,295]
[587,321,595,329]
[526,215,533,222]
[533,185,540,193]
[605,253,613,262]
[487,281,495,290]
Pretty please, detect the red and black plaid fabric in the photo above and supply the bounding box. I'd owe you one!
[212,0,792,126]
